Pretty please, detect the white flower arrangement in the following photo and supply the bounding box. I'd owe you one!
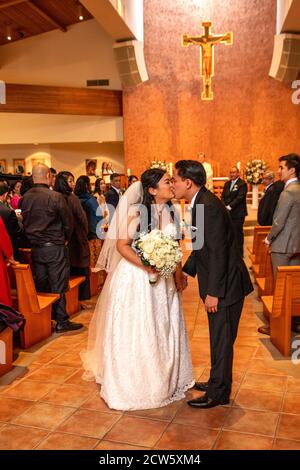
[149,159,167,171]
[135,229,183,284]
[244,159,267,185]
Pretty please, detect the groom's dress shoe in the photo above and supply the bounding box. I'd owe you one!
[187,395,230,409]
[193,382,209,392]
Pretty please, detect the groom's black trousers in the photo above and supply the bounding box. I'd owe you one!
[207,298,244,401]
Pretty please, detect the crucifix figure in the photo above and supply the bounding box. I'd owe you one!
[182,21,233,100]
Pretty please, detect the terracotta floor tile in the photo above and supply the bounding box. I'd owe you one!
[12,402,75,430]
[81,391,122,414]
[224,408,279,436]
[64,369,99,391]
[51,350,82,368]
[214,430,273,450]
[241,372,288,393]
[126,401,181,421]
[3,380,56,401]
[0,424,48,450]
[174,402,230,429]
[104,416,168,447]
[155,423,219,450]
[273,438,300,450]
[32,349,63,365]
[282,393,300,415]
[40,384,94,407]
[233,388,284,412]
[95,441,150,450]
[57,409,120,439]
[27,364,77,384]
[0,397,34,422]
[287,377,300,394]
[36,432,98,450]
[277,414,300,441]
[248,358,288,377]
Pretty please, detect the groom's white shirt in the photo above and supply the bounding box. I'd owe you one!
[190,191,200,209]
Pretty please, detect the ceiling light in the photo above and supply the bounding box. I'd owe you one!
[6,26,12,41]
[78,3,84,21]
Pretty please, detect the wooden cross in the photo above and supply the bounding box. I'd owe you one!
[182,21,233,101]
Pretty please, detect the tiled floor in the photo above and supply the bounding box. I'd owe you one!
[1,236,300,450]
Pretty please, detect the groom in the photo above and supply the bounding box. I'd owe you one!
[172,160,253,409]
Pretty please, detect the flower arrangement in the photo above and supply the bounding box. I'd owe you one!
[244,159,267,185]
[135,229,183,284]
[149,159,167,171]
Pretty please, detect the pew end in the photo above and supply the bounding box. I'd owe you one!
[0,327,13,377]
[66,276,86,316]
[12,264,59,349]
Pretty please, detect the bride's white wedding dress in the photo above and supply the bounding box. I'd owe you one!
[81,206,194,410]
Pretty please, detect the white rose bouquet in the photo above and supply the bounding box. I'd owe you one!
[134,229,183,284]
[245,159,267,184]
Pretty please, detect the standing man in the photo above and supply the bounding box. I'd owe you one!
[172,160,253,408]
[258,171,284,226]
[198,152,213,191]
[20,164,83,333]
[264,154,300,333]
[49,167,57,190]
[221,166,247,257]
[106,173,121,220]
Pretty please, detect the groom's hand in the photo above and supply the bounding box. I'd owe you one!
[174,271,188,292]
[205,295,218,313]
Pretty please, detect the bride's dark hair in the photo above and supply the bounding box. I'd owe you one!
[140,168,175,231]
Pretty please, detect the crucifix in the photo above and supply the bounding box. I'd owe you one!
[182,21,233,101]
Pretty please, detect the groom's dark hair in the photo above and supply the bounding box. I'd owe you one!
[175,160,206,187]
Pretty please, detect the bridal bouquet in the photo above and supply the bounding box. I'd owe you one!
[135,229,183,284]
[245,158,267,184]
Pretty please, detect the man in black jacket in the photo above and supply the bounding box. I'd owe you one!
[106,173,121,221]
[221,167,248,257]
[257,171,284,226]
[20,164,83,333]
[0,181,26,260]
[172,160,253,408]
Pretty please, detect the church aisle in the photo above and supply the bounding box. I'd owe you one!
[0,239,300,450]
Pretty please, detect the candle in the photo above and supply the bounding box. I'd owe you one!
[127,168,131,176]
[237,161,241,171]
[169,162,173,177]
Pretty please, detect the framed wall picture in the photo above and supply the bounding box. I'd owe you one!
[86,159,97,176]
[31,158,46,168]
[13,159,26,176]
[0,159,7,174]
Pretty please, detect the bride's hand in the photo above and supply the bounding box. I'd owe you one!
[144,265,158,275]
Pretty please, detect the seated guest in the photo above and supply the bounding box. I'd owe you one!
[128,175,138,186]
[221,166,248,257]
[54,172,91,306]
[0,217,17,307]
[74,176,103,267]
[20,163,83,333]
[9,180,22,210]
[257,171,284,226]
[106,173,121,221]
[0,181,27,260]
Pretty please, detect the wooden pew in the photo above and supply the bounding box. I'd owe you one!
[251,233,270,280]
[90,269,106,297]
[12,264,59,349]
[248,225,272,259]
[18,248,88,312]
[66,276,86,316]
[256,244,274,298]
[261,266,300,356]
[0,327,13,377]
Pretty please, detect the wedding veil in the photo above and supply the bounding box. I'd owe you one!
[95,181,144,273]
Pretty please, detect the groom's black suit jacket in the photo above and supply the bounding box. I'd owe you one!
[183,187,253,307]
[221,177,248,219]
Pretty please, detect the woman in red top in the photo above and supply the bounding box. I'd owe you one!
[0,216,14,306]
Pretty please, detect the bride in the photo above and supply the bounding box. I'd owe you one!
[81,168,194,410]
